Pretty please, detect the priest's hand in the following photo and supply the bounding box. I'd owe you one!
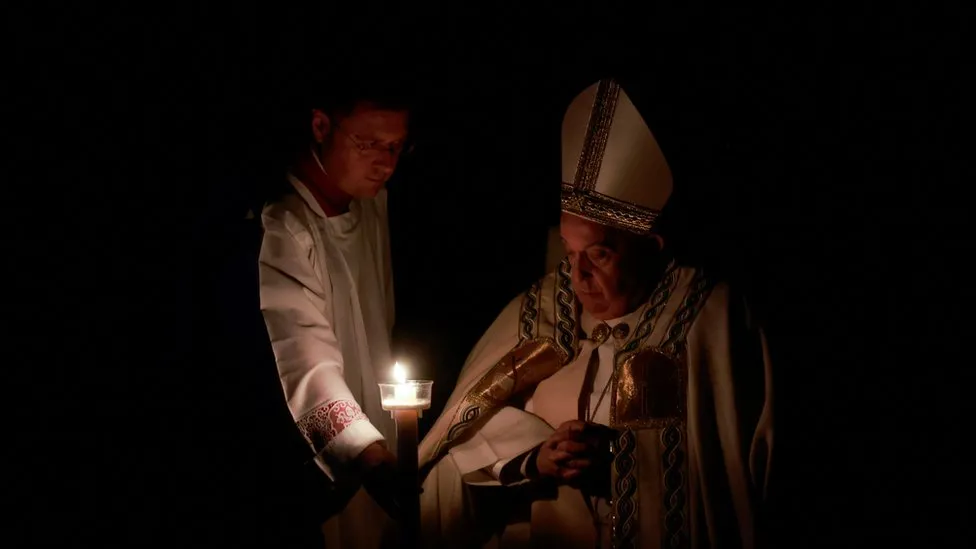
[355,441,400,520]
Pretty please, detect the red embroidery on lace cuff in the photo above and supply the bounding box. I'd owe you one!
[296,399,368,452]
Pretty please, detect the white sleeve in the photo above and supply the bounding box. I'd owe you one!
[446,407,552,486]
[258,210,383,474]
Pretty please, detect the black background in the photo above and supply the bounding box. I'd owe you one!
[15,2,970,547]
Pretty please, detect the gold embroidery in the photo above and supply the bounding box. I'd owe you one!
[607,262,679,428]
[519,280,541,344]
[659,269,713,357]
[433,338,568,458]
[573,80,621,192]
[661,420,688,549]
[561,185,663,236]
[611,429,638,549]
[464,337,567,410]
[611,348,686,430]
[555,257,580,362]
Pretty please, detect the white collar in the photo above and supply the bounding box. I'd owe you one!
[286,172,328,219]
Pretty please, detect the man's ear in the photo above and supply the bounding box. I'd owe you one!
[311,109,331,144]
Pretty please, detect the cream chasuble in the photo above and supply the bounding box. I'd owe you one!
[418,260,774,549]
[417,76,774,549]
[259,174,397,549]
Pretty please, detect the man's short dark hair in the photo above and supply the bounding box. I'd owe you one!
[304,69,416,121]
[272,66,418,164]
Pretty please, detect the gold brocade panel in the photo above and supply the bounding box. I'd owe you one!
[610,348,686,430]
[465,338,568,410]
[435,338,568,458]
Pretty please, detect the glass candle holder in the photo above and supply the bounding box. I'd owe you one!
[378,380,433,411]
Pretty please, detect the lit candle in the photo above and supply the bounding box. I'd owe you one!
[380,362,431,410]
[392,362,416,404]
[376,363,433,547]
[382,362,433,549]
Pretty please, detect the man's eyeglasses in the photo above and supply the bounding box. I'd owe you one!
[335,125,414,158]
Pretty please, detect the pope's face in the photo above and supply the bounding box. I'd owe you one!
[560,213,659,321]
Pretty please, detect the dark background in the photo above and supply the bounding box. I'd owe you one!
[16,2,969,548]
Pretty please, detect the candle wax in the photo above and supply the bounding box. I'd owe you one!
[394,383,415,403]
[381,397,428,410]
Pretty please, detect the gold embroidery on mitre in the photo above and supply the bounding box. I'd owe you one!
[560,185,662,236]
[610,348,686,429]
[573,80,621,192]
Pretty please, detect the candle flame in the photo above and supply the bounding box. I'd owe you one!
[393,362,407,383]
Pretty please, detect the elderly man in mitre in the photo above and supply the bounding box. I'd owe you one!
[417,79,774,549]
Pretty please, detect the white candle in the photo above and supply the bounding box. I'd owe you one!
[394,382,416,403]
[382,362,426,409]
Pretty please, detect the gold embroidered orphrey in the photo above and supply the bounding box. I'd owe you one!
[610,268,714,549]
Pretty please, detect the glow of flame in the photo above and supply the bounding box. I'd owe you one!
[393,362,407,384]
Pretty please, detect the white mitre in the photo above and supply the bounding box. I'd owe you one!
[560,79,673,235]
